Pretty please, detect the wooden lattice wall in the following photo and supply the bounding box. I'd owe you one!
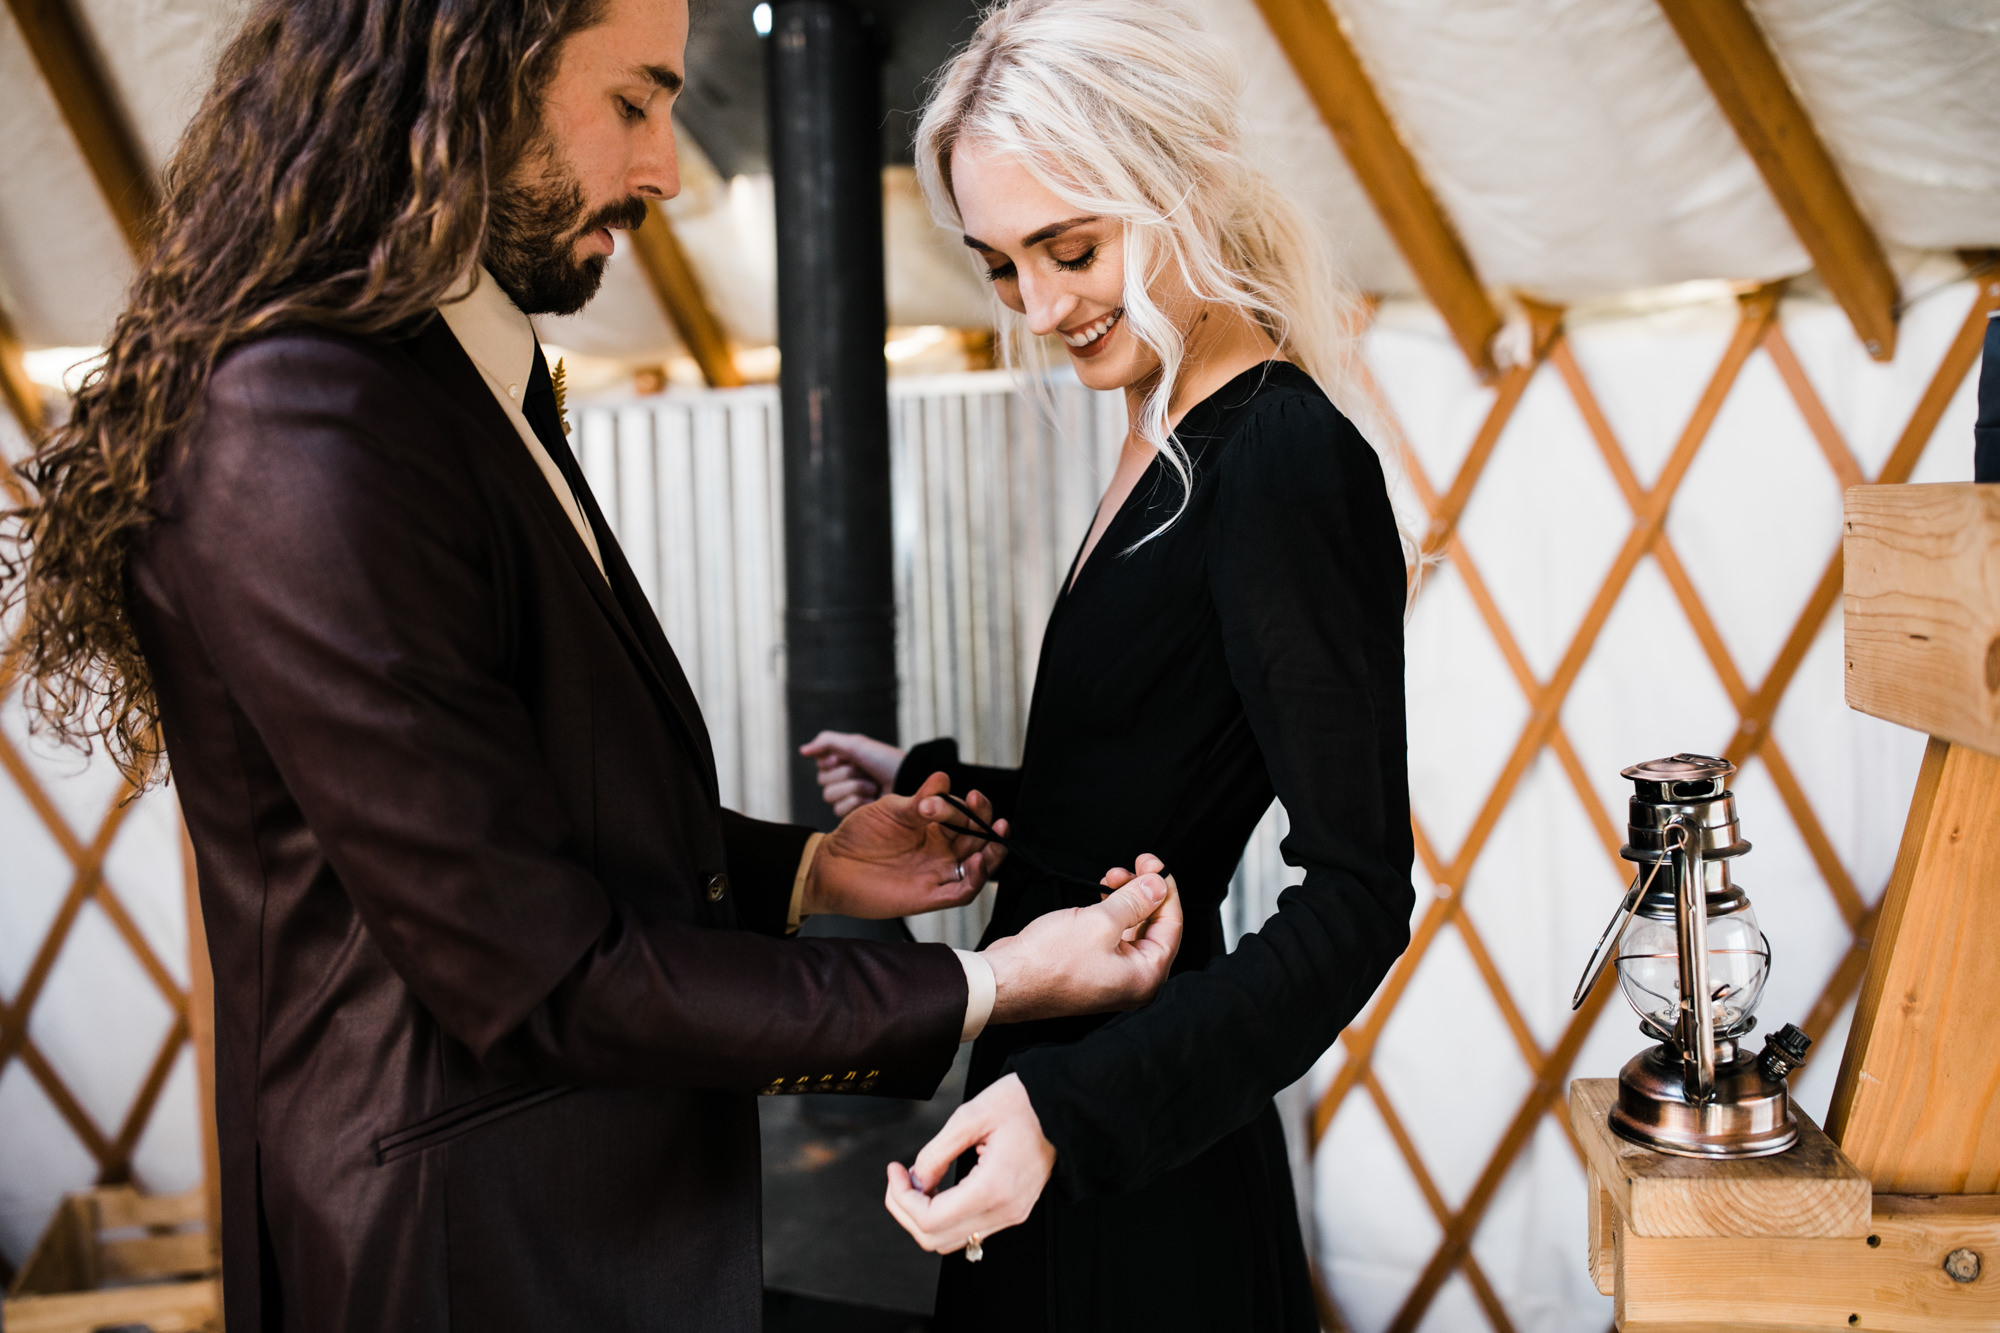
[1305,272,1999,1333]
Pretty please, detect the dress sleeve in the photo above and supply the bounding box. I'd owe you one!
[160,335,965,1098]
[892,737,1024,817]
[1009,391,1415,1200]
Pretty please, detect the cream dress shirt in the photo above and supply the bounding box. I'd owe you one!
[437,267,993,1042]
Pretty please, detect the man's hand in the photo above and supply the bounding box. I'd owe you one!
[804,771,1007,918]
[884,1073,1052,1255]
[800,731,906,816]
[981,856,1181,1023]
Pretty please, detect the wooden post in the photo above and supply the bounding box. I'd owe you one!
[1832,484,2000,1190]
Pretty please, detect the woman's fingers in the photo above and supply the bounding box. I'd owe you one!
[884,1164,952,1251]
[799,730,858,760]
[820,775,878,806]
[885,1159,1021,1253]
[910,1101,989,1192]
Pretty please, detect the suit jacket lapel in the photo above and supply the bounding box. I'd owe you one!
[403,318,721,802]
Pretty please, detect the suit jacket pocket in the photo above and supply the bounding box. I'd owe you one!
[375,1083,574,1165]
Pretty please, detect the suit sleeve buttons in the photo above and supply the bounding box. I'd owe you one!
[705,872,730,902]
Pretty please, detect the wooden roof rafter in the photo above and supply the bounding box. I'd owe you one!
[1656,0,1900,361]
[0,294,44,469]
[1250,0,1503,379]
[5,0,160,255]
[629,203,745,389]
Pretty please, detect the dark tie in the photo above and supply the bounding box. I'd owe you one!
[523,344,595,512]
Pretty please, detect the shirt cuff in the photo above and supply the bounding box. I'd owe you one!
[786,833,825,936]
[954,948,996,1043]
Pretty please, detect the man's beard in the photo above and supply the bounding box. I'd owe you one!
[485,139,649,317]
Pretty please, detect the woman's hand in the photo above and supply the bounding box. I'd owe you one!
[805,771,1007,918]
[800,731,907,816]
[884,1073,1055,1256]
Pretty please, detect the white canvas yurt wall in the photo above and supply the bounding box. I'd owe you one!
[6,2,2000,1331]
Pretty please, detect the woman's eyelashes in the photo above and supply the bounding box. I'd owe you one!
[980,245,1098,284]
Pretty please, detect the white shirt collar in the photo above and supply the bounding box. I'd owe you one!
[434,265,606,577]
[437,265,538,406]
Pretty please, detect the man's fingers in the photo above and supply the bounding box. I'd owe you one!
[1100,866,1134,890]
[1134,852,1164,877]
[800,730,857,759]
[909,770,954,818]
[1131,874,1184,965]
[1094,872,1170,935]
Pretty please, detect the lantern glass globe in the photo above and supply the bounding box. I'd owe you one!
[1615,899,1770,1040]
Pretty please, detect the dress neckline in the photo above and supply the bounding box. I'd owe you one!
[1055,359,1298,609]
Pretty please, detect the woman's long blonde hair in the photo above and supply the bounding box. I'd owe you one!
[915,0,1405,556]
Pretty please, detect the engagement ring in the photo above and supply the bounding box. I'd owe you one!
[964,1232,983,1262]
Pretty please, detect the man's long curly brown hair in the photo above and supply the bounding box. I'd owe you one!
[3,0,606,789]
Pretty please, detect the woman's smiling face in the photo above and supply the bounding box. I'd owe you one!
[951,140,1158,393]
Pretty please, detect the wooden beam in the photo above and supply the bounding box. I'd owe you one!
[1655,0,1899,361]
[1827,736,2000,1193]
[1251,0,1501,378]
[0,293,43,446]
[4,0,158,254]
[1614,1194,2000,1330]
[1843,483,2000,757]
[628,205,742,389]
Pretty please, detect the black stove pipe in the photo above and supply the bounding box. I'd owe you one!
[767,1,898,827]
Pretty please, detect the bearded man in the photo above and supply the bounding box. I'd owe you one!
[4,0,1182,1328]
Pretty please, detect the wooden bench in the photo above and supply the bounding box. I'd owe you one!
[3,1185,218,1333]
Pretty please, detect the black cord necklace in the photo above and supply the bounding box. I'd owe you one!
[935,793,1110,896]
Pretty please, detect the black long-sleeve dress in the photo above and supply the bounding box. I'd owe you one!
[894,361,1415,1332]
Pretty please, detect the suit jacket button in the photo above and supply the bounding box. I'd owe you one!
[705,872,730,902]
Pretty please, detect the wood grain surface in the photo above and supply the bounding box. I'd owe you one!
[1845,483,2000,756]
[1616,1195,2000,1330]
[1571,1079,1870,1239]
[1826,735,2000,1192]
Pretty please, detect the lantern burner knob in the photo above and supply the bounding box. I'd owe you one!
[1758,1023,1812,1082]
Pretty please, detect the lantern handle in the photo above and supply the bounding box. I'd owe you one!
[1570,823,1689,1012]
[1675,829,1717,1101]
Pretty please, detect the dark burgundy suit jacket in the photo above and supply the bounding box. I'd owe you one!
[127,319,967,1332]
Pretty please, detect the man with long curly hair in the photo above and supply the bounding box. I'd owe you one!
[2,0,1183,1327]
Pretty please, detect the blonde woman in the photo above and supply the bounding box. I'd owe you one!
[803,1,1415,1326]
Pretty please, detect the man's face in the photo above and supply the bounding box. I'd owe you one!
[485,0,688,315]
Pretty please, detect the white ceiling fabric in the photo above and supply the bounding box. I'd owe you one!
[5,0,2000,359]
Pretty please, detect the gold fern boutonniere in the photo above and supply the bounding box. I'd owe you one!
[551,357,571,436]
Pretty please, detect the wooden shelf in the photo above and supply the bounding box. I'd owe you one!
[1574,1078,2000,1330]
[1572,1078,1869,1240]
